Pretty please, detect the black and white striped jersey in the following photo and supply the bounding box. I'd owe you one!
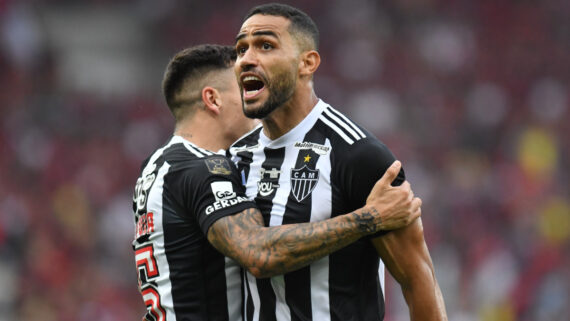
[132,135,255,321]
[228,100,405,321]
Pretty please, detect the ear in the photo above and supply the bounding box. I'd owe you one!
[299,50,321,77]
[201,86,222,116]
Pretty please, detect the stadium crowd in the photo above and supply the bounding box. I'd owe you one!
[0,0,568,320]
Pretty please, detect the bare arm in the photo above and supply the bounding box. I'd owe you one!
[373,218,447,320]
[208,160,421,278]
[208,206,381,278]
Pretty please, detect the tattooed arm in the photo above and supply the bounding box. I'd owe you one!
[207,160,422,278]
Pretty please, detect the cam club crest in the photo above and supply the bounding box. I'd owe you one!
[290,165,319,202]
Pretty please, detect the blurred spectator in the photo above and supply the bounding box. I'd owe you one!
[0,0,568,320]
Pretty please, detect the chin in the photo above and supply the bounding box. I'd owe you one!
[242,101,265,119]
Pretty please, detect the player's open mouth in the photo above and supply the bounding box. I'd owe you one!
[241,75,265,99]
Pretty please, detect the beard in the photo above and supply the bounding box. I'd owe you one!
[242,67,296,119]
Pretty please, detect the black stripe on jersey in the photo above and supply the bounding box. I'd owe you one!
[253,147,286,321]
[231,128,262,183]
[254,147,286,226]
[281,129,327,321]
[243,270,254,321]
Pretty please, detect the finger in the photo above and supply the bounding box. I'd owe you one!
[412,207,422,222]
[378,160,401,186]
[411,197,422,213]
[394,181,413,201]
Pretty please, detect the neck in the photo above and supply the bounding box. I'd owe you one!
[262,87,319,140]
[174,116,230,152]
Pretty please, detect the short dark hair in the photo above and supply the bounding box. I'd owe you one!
[162,44,236,119]
[244,3,319,51]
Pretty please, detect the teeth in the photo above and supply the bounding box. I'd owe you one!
[246,89,259,95]
[243,76,261,82]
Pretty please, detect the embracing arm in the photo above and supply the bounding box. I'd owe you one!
[373,218,447,320]
[208,206,382,278]
[207,160,421,278]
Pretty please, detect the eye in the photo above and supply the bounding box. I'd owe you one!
[236,46,247,55]
[262,42,273,50]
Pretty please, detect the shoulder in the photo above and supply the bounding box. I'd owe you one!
[141,137,235,180]
[163,138,217,162]
[314,103,371,147]
[317,103,403,182]
[315,104,393,160]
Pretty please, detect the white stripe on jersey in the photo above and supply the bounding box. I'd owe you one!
[379,262,386,300]
[272,276,291,321]
[245,273,261,321]
[327,107,367,139]
[310,257,330,320]
[310,139,333,223]
[268,146,299,226]
[318,114,355,145]
[322,108,364,142]
[170,135,215,157]
[225,257,243,321]
[244,147,265,200]
[194,144,215,156]
[310,139,332,320]
[182,141,209,157]
[145,162,177,321]
[143,137,180,175]
[241,147,264,321]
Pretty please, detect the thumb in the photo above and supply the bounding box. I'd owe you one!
[377,160,401,187]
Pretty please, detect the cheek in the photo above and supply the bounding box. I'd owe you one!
[271,59,298,83]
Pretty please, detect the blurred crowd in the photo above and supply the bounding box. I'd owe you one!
[0,0,568,320]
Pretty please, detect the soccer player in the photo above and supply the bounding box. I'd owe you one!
[230,4,447,321]
[132,44,421,321]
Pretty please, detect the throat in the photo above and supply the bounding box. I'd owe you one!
[176,132,193,140]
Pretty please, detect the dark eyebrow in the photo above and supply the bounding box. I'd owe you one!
[235,30,279,44]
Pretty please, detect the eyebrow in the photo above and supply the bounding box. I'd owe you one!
[235,30,279,44]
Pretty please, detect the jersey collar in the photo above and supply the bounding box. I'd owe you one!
[259,99,328,148]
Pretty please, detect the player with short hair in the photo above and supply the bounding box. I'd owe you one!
[230,3,447,320]
[132,44,421,321]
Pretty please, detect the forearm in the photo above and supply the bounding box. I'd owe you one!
[373,219,447,320]
[208,207,381,278]
[248,207,382,277]
[401,266,447,321]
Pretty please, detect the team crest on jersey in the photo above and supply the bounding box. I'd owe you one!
[205,157,232,175]
[290,165,319,202]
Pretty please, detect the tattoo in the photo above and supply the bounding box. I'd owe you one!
[355,208,381,234]
[208,207,375,278]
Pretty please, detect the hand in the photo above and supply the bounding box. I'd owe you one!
[364,160,422,231]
